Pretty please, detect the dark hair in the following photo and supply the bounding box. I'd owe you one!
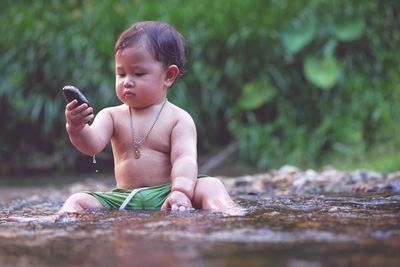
[115,21,187,78]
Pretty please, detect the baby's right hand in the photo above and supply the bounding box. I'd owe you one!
[65,100,94,133]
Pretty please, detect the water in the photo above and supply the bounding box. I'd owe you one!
[92,155,98,173]
[0,174,399,267]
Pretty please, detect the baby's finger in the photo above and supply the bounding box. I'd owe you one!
[171,204,178,211]
[72,107,92,122]
[72,103,90,115]
[79,106,92,115]
[160,202,168,210]
[66,100,78,110]
[178,206,186,212]
[86,113,94,123]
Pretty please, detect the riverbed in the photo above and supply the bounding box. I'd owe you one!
[1,166,399,267]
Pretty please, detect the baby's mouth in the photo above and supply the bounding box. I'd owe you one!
[124,90,135,97]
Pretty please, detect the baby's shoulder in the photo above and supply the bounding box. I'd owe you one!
[166,102,195,127]
[99,104,126,115]
[167,102,193,120]
[95,104,127,124]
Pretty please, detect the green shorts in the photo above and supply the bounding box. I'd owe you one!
[85,183,171,210]
[85,175,207,211]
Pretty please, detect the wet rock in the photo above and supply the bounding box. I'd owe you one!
[328,206,339,213]
[225,175,266,195]
[223,165,400,195]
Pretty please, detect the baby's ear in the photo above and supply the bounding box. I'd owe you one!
[165,65,180,87]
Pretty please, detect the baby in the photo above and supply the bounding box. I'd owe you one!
[9,21,240,222]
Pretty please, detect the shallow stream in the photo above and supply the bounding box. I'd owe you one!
[0,168,399,267]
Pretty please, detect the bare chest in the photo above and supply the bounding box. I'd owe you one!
[112,109,173,158]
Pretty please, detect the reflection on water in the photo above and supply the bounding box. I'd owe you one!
[0,175,399,267]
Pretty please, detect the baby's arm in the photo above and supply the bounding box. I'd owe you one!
[65,100,113,156]
[161,112,198,210]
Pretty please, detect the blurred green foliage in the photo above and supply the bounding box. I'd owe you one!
[0,0,399,173]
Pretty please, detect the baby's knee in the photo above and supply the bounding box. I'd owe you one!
[194,177,227,201]
[65,192,88,203]
[64,192,100,208]
[60,192,102,213]
[194,177,236,211]
[197,176,225,188]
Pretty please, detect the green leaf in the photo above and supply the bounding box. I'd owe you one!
[333,17,365,42]
[280,16,317,54]
[238,77,277,110]
[304,56,341,90]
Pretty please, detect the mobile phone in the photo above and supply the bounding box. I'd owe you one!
[62,85,93,124]
[62,85,90,107]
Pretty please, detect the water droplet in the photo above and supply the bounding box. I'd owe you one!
[92,155,99,173]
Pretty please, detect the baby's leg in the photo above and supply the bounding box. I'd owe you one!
[58,192,103,213]
[7,193,103,223]
[193,177,244,215]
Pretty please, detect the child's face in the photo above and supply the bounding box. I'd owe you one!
[115,43,171,108]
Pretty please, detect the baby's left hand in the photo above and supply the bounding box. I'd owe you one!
[161,191,193,211]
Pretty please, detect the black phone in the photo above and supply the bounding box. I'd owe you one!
[62,85,93,124]
[62,85,90,107]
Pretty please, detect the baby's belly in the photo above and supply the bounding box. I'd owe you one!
[113,150,172,189]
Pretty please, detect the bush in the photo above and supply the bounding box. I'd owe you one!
[0,0,399,173]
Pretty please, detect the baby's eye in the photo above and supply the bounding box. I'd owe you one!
[117,73,126,78]
[135,72,145,76]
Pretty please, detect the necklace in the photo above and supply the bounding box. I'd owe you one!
[129,99,168,159]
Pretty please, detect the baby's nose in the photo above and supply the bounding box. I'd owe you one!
[123,75,135,88]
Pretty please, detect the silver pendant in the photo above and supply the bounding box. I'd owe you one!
[134,148,141,159]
